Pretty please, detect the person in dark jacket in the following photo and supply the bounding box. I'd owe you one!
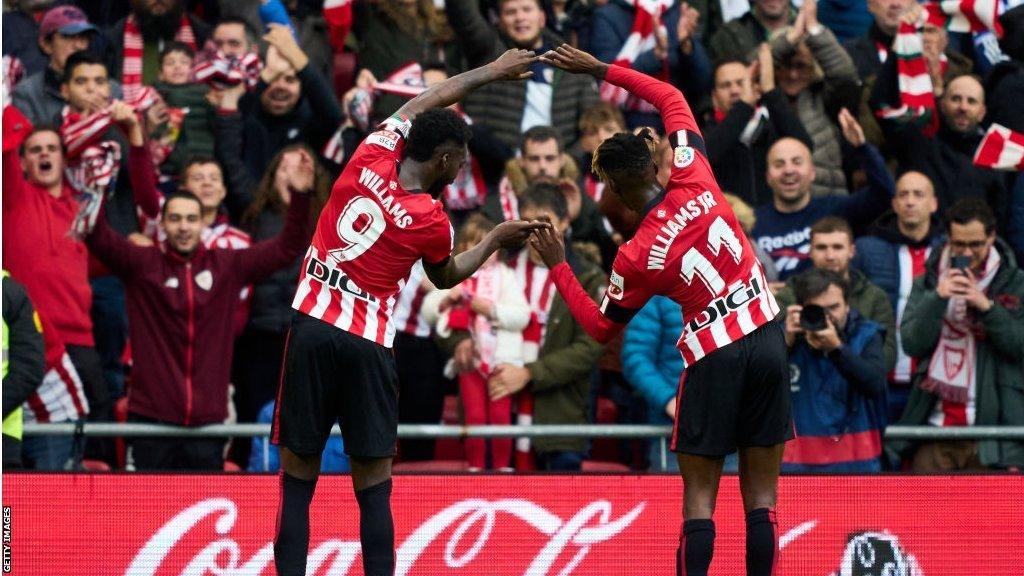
[230,144,331,463]
[888,199,1024,471]
[2,271,46,469]
[2,0,56,77]
[774,216,895,373]
[782,268,888,472]
[351,0,460,125]
[752,115,893,279]
[445,0,599,150]
[871,62,1011,228]
[701,47,813,207]
[212,25,343,213]
[84,153,315,471]
[11,5,103,126]
[151,42,217,187]
[853,171,945,422]
[590,0,712,130]
[708,0,794,62]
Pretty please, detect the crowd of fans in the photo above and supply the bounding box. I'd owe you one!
[2,0,1022,474]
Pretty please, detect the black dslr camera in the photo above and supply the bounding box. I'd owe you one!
[798,304,828,332]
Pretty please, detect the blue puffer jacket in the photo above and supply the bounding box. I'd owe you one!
[852,212,946,310]
[621,296,684,425]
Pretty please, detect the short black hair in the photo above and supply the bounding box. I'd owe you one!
[591,129,656,184]
[161,191,203,218]
[712,57,749,80]
[160,41,195,64]
[62,50,107,84]
[946,197,997,235]
[521,125,563,155]
[810,216,853,243]
[518,182,569,221]
[180,155,221,180]
[792,268,849,305]
[404,108,472,162]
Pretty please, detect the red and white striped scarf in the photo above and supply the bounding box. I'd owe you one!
[511,251,557,470]
[122,13,196,102]
[875,17,946,136]
[322,61,425,163]
[192,50,262,91]
[923,0,1004,38]
[2,55,24,108]
[891,245,932,383]
[973,123,1024,171]
[498,176,520,221]
[23,314,89,424]
[60,88,160,236]
[920,246,1000,416]
[599,0,673,113]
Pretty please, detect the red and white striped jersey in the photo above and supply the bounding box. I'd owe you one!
[392,261,433,338]
[593,69,779,366]
[292,115,454,347]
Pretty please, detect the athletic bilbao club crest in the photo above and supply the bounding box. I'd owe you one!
[942,343,965,380]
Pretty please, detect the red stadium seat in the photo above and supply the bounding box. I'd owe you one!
[589,396,621,464]
[81,459,111,472]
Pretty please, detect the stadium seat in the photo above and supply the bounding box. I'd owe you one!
[81,459,111,472]
[223,460,242,472]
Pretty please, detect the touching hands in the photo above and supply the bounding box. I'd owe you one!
[529,219,566,268]
[490,48,539,81]
[539,44,609,79]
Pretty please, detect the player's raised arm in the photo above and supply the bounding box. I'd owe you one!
[396,49,538,120]
[529,225,626,344]
[540,44,700,137]
[424,220,551,289]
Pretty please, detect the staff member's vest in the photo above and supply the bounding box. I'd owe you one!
[2,270,25,441]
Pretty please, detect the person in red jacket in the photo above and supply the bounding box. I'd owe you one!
[84,150,316,471]
[2,102,157,468]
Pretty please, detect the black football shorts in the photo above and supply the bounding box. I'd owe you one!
[670,319,793,456]
[271,313,399,459]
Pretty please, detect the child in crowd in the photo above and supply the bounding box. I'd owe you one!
[422,215,532,471]
[152,42,216,187]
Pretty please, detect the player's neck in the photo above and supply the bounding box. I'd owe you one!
[398,160,430,193]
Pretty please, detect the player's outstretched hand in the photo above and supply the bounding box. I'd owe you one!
[539,44,609,80]
[490,48,540,81]
[489,219,550,250]
[529,220,565,268]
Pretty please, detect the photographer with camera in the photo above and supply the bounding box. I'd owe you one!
[888,198,1024,472]
[782,268,888,472]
